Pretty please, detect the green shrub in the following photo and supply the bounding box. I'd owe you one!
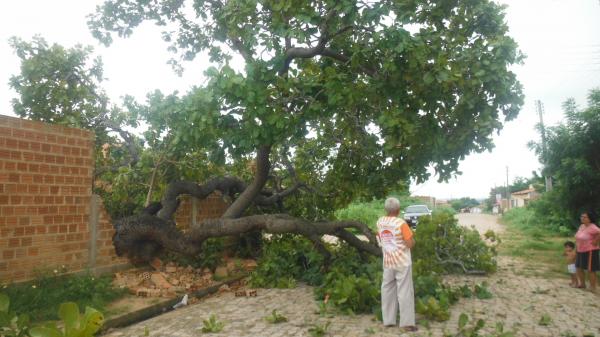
[2,271,124,322]
[413,212,497,275]
[249,235,325,288]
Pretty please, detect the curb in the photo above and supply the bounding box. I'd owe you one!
[100,274,247,333]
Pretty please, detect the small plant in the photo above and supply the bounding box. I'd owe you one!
[143,326,150,336]
[560,331,576,337]
[201,314,224,333]
[492,321,517,337]
[29,302,104,337]
[459,285,473,298]
[531,287,550,295]
[474,282,493,299]
[363,327,375,334]
[264,309,287,324]
[0,293,31,337]
[538,313,552,326]
[308,321,330,337]
[443,313,485,337]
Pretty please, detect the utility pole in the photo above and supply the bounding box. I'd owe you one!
[506,166,511,211]
[536,100,553,192]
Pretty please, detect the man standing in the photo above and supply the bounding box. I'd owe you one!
[376,197,417,332]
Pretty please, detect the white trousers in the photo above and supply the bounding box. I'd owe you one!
[381,266,415,327]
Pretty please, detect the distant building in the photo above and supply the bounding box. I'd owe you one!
[412,195,436,208]
[510,185,540,208]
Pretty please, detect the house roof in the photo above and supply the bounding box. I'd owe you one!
[511,188,536,196]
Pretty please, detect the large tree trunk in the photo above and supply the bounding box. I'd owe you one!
[113,145,382,264]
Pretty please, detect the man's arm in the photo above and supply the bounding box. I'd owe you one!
[405,237,415,249]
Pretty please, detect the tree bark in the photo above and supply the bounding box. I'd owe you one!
[113,213,381,262]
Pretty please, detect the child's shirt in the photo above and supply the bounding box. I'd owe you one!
[376,216,413,270]
[575,223,600,252]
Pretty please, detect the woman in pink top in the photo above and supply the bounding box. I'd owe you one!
[574,211,600,292]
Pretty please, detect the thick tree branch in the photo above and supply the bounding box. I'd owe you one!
[222,145,272,218]
[112,213,382,262]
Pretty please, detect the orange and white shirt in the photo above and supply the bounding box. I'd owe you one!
[376,216,413,269]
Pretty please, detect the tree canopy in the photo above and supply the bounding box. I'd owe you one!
[87,0,523,214]
[530,88,600,227]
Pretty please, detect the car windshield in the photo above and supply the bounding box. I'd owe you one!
[405,205,429,213]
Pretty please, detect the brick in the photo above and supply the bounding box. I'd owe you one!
[10,196,22,205]
[8,238,20,247]
[21,237,32,246]
[0,195,8,205]
[2,250,14,259]
[28,247,39,256]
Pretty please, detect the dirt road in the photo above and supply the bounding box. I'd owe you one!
[456,212,504,234]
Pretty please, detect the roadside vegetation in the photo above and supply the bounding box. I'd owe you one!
[251,195,496,322]
[500,207,567,277]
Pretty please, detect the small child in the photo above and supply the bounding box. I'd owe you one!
[563,241,577,287]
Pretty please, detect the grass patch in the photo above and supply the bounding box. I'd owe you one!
[500,208,568,278]
[1,270,126,322]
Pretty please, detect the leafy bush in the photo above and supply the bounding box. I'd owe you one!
[2,271,124,322]
[412,212,497,275]
[249,235,325,288]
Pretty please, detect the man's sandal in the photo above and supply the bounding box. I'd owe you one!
[400,326,418,332]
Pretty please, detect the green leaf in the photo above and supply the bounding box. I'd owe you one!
[0,293,9,313]
[458,313,468,328]
[29,327,64,337]
[58,302,80,333]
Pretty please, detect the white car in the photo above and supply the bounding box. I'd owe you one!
[402,204,432,228]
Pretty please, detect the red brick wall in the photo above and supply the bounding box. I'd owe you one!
[0,115,95,282]
[174,193,230,230]
[0,115,228,283]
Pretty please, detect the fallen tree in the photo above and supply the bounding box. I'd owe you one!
[85,0,526,263]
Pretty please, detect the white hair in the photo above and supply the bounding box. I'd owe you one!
[384,197,401,214]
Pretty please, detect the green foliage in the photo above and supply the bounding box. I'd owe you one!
[87,0,524,217]
[264,310,288,324]
[307,322,330,337]
[474,282,493,299]
[249,235,325,288]
[0,293,31,337]
[444,313,516,337]
[1,272,124,322]
[251,198,497,321]
[1,296,105,337]
[450,198,480,212]
[529,89,600,230]
[200,314,224,333]
[9,36,107,132]
[412,212,498,275]
[160,238,224,271]
[29,303,104,337]
[538,313,552,326]
[334,194,424,230]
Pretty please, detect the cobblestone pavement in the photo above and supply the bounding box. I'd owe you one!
[102,214,600,337]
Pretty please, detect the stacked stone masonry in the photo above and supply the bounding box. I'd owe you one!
[0,115,228,283]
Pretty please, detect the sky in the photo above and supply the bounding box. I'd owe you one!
[0,0,599,200]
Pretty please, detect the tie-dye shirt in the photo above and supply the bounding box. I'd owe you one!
[376,216,414,269]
